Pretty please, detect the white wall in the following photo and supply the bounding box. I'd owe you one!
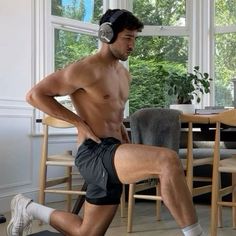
[0,0,78,213]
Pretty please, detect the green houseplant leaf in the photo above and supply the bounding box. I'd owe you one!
[167,66,212,104]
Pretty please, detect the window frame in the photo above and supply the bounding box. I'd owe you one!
[34,0,102,133]
[33,0,222,133]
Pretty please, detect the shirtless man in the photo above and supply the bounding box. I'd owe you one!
[7,9,205,236]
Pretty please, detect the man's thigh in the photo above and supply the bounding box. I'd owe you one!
[113,143,173,184]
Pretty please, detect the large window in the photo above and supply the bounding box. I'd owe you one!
[35,0,236,126]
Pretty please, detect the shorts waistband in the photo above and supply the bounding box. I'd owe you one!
[83,137,121,145]
[100,137,121,143]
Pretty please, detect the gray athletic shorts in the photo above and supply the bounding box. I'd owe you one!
[75,137,122,205]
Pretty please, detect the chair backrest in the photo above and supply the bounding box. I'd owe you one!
[209,109,236,163]
[42,116,74,129]
[41,116,75,158]
[210,108,236,127]
[130,108,182,153]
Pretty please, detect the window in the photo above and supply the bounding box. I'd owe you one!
[46,0,102,112]
[34,0,102,132]
[129,36,188,113]
[54,29,98,70]
[129,0,189,114]
[215,0,236,26]
[133,0,186,26]
[51,0,102,71]
[214,0,236,107]
[51,0,103,23]
[34,0,236,129]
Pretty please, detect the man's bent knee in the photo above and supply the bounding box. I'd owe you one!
[158,149,183,177]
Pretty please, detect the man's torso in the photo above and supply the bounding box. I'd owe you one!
[70,55,130,141]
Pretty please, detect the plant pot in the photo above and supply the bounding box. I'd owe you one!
[170,104,195,114]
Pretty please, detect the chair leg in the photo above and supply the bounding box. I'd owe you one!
[186,122,193,195]
[38,181,46,206]
[211,172,220,236]
[127,184,135,233]
[232,173,236,229]
[210,127,221,236]
[217,205,222,228]
[72,182,87,214]
[66,166,72,212]
[156,183,161,221]
[38,165,47,225]
[120,184,126,218]
[218,175,222,228]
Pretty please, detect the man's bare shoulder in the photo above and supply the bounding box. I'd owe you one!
[63,54,131,90]
[68,55,97,72]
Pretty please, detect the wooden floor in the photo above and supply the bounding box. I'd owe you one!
[0,200,235,235]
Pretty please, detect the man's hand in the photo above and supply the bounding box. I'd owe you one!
[121,123,130,143]
[76,121,101,144]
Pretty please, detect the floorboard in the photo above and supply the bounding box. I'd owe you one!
[0,200,235,235]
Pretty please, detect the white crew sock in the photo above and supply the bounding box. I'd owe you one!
[26,202,55,224]
[182,222,206,236]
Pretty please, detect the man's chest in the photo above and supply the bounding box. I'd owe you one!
[87,75,130,103]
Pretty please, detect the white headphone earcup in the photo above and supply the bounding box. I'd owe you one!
[98,23,114,43]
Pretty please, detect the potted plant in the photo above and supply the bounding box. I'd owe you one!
[167,66,212,113]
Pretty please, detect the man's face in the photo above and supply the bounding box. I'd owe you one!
[109,29,138,61]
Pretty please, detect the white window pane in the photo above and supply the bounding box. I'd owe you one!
[51,0,103,23]
[215,0,236,26]
[215,33,236,107]
[129,36,188,114]
[133,0,186,26]
[54,29,98,70]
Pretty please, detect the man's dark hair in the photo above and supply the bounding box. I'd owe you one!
[99,9,144,39]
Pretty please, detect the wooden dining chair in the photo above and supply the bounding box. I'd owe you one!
[210,109,236,235]
[180,113,213,197]
[39,116,86,216]
[39,115,126,220]
[127,108,182,233]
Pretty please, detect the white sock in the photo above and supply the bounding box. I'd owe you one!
[26,202,55,224]
[182,222,206,236]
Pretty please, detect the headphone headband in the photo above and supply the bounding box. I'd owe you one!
[108,10,125,24]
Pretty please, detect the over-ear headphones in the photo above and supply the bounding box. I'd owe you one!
[98,10,126,44]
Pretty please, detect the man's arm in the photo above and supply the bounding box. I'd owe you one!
[26,70,80,123]
[26,63,100,143]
